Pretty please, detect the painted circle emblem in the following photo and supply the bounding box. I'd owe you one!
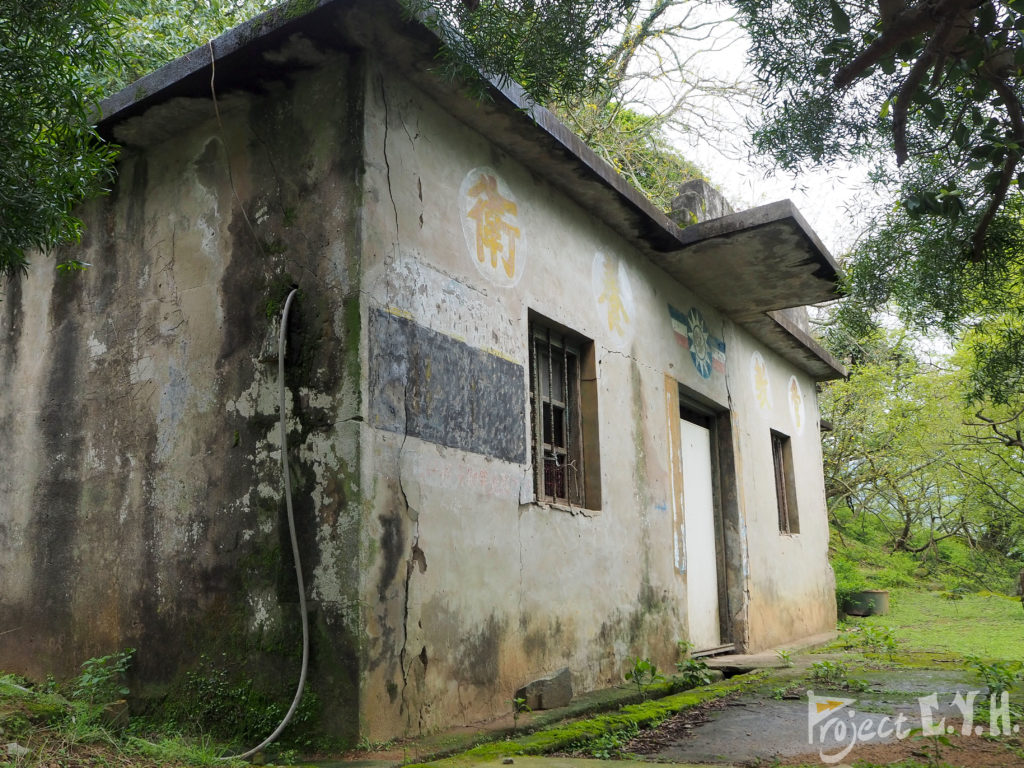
[686,308,713,378]
[459,167,526,287]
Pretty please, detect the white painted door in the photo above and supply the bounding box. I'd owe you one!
[680,418,721,650]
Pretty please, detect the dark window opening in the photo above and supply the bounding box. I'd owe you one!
[528,316,600,508]
[771,430,799,534]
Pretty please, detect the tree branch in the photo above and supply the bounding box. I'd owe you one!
[892,7,960,165]
[832,0,973,90]
[970,78,1024,261]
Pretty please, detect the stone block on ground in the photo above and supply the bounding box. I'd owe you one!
[515,667,573,711]
[6,743,30,759]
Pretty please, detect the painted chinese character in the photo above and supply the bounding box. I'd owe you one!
[790,377,803,431]
[752,352,771,410]
[597,257,630,333]
[465,174,520,279]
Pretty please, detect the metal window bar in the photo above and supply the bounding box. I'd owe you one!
[563,337,571,501]
[529,319,541,498]
[529,323,582,505]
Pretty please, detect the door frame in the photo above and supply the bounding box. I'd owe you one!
[677,393,737,652]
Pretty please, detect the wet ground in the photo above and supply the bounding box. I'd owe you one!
[623,667,1024,766]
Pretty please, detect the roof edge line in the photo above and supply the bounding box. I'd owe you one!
[98,0,339,125]
[767,310,847,380]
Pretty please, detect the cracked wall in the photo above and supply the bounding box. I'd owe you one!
[355,59,835,740]
[0,43,366,743]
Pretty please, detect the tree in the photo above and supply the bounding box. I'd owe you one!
[559,104,706,209]
[552,0,750,209]
[819,314,1024,582]
[732,0,1024,402]
[734,0,1024,262]
[844,189,1024,403]
[0,0,122,278]
[821,331,966,553]
[1,0,283,280]
[89,0,278,95]
[404,0,642,105]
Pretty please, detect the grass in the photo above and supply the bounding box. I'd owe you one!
[849,589,1024,661]
[0,676,249,768]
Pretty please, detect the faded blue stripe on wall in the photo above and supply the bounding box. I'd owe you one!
[368,308,527,464]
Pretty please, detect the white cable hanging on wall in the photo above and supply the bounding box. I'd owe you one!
[220,287,308,761]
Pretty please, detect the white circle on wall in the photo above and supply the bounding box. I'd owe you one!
[458,167,526,287]
[787,375,805,435]
[750,351,771,413]
[591,251,635,347]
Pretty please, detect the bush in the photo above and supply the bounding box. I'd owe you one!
[831,553,868,612]
[71,649,134,705]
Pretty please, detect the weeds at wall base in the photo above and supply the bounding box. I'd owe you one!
[1,677,249,768]
[0,650,333,768]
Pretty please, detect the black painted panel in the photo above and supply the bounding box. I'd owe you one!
[368,308,527,464]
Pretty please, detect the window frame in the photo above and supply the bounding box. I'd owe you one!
[528,315,600,510]
[770,429,799,534]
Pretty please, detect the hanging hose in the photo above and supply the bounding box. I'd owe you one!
[221,287,308,761]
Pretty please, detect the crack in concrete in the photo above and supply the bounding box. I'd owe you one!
[719,318,734,410]
[599,346,660,376]
[517,498,524,635]
[377,76,425,727]
[374,73,418,725]
[379,75,401,247]
[399,108,418,147]
[395,361,424,731]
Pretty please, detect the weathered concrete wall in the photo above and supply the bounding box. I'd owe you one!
[723,325,838,651]
[0,46,365,741]
[355,59,835,739]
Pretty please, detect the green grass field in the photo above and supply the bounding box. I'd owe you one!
[853,588,1024,661]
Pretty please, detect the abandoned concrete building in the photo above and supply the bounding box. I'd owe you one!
[0,0,845,744]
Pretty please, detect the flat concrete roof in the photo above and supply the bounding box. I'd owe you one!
[97,0,845,380]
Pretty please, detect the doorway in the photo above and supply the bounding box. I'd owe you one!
[676,402,732,653]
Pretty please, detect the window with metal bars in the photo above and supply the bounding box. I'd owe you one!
[771,430,799,534]
[528,317,596,507]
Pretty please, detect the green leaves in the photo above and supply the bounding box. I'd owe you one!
[0,0,122,277]
[71,648,134,704]
[92,0,279,96]
[624,656,665,700]
[828,0,850,35]
[965,655,1023,696]
[557,102,705,212]
[406,0,640,107]
[3,0,647,276]
[902,188,964,220]
[0,0,283,277]
[675,657,713,688]
[733,0,1024,344]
